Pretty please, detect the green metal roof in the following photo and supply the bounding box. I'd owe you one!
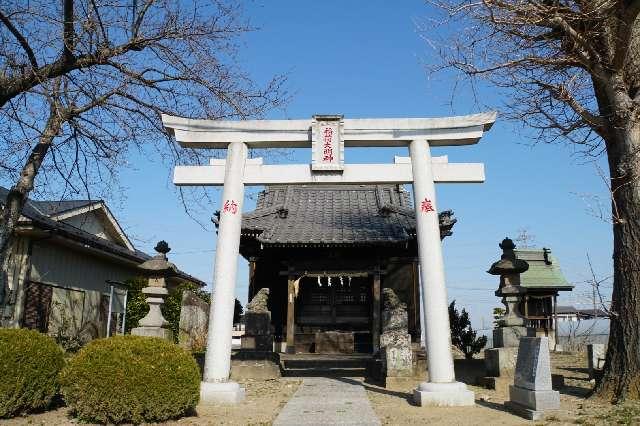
[514,248,573,291]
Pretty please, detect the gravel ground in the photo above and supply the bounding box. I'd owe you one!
[4,352,640,425]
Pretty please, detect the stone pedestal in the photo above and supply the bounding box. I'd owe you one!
[506,337,560,420]
[381,345,412,378]
[413,381,475,407]
[230,351,281,381]
[493,326,528,349]
[484,347,518,377]
[132,326,174,340]
[241,312,273,351]
[480,347,518,393]
[131,286,173,341]
[200,381,246,405]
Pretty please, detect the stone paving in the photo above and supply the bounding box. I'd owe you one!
[273,377,381,426]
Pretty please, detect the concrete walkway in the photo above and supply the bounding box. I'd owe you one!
[274,377,381,426]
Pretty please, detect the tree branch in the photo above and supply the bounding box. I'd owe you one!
[533,79,606,129]
[0,35,166,108]
[63,0,75,63]
[0,9,38,69]
[544,15,607,79]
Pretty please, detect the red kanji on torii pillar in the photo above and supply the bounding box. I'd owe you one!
[163,112,497,407]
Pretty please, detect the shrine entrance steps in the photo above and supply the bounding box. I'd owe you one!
[279,353,374,378]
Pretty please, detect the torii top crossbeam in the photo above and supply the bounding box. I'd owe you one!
[164,112,497,186]
[162,112,496,148]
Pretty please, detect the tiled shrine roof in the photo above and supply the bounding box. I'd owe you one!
[241,184,456,246]
[515,248,573,291]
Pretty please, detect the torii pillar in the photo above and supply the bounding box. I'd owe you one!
[410,139,474,405]
[163,112,496,406]
[200,141,247,403]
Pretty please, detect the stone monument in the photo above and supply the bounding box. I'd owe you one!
[241,288,273,351]
[482,237,530,391]
[131,241,176,341]
[380,288,413,386]
[178,290,210,351]
[506,337,560,420]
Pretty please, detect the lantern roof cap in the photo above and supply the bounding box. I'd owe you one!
[138,240,179,276]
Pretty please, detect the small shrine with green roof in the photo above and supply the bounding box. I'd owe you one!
[514,246,573,346]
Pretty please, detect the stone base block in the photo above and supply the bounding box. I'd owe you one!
[245,312,271,335]
[200,381,246,405]
[478,376,512,394]
[241,334,273,351]
[484,347,518,377]
[383,376,413,388]
[509,385,560,411]
[131,326,173,341]
[231,357,281,381]
[412,347,427,378]
[381,344,413,378]
[453,358,486,386]
[505,401,549,421]
[413,381,475,407]
[493,327,528,348]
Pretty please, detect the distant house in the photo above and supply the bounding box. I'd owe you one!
[556,305,609,322]
[0,187,204,339]
[515,248,573,347]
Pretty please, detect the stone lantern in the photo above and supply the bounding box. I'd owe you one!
[488,237,530,348]
[131,241,177,341]
[481,237,531,389]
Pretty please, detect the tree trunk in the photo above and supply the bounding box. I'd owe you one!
[0,110,62,308]
[595,116,640,401]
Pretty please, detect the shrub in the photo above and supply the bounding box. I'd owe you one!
[0,328,65,418]
[60,335,200,424]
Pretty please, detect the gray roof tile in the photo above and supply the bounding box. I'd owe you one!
[241,184,456,246]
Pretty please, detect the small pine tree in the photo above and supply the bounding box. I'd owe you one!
[448,300,488,359]
[233,299,244,324]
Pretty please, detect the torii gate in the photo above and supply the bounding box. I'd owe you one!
[163,112,496,407]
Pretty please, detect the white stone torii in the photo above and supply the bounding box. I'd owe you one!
[163,112,496,407]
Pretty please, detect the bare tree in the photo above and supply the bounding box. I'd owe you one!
[515,227,536,249]
[426,1,640,401]
[0,1,286,308]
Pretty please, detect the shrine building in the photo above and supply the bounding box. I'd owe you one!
[238,183,456,354]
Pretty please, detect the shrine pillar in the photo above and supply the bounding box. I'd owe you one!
[409,139,475,406]
[201,141,247,404]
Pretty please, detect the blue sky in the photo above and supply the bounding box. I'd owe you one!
[99,1,612,329]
